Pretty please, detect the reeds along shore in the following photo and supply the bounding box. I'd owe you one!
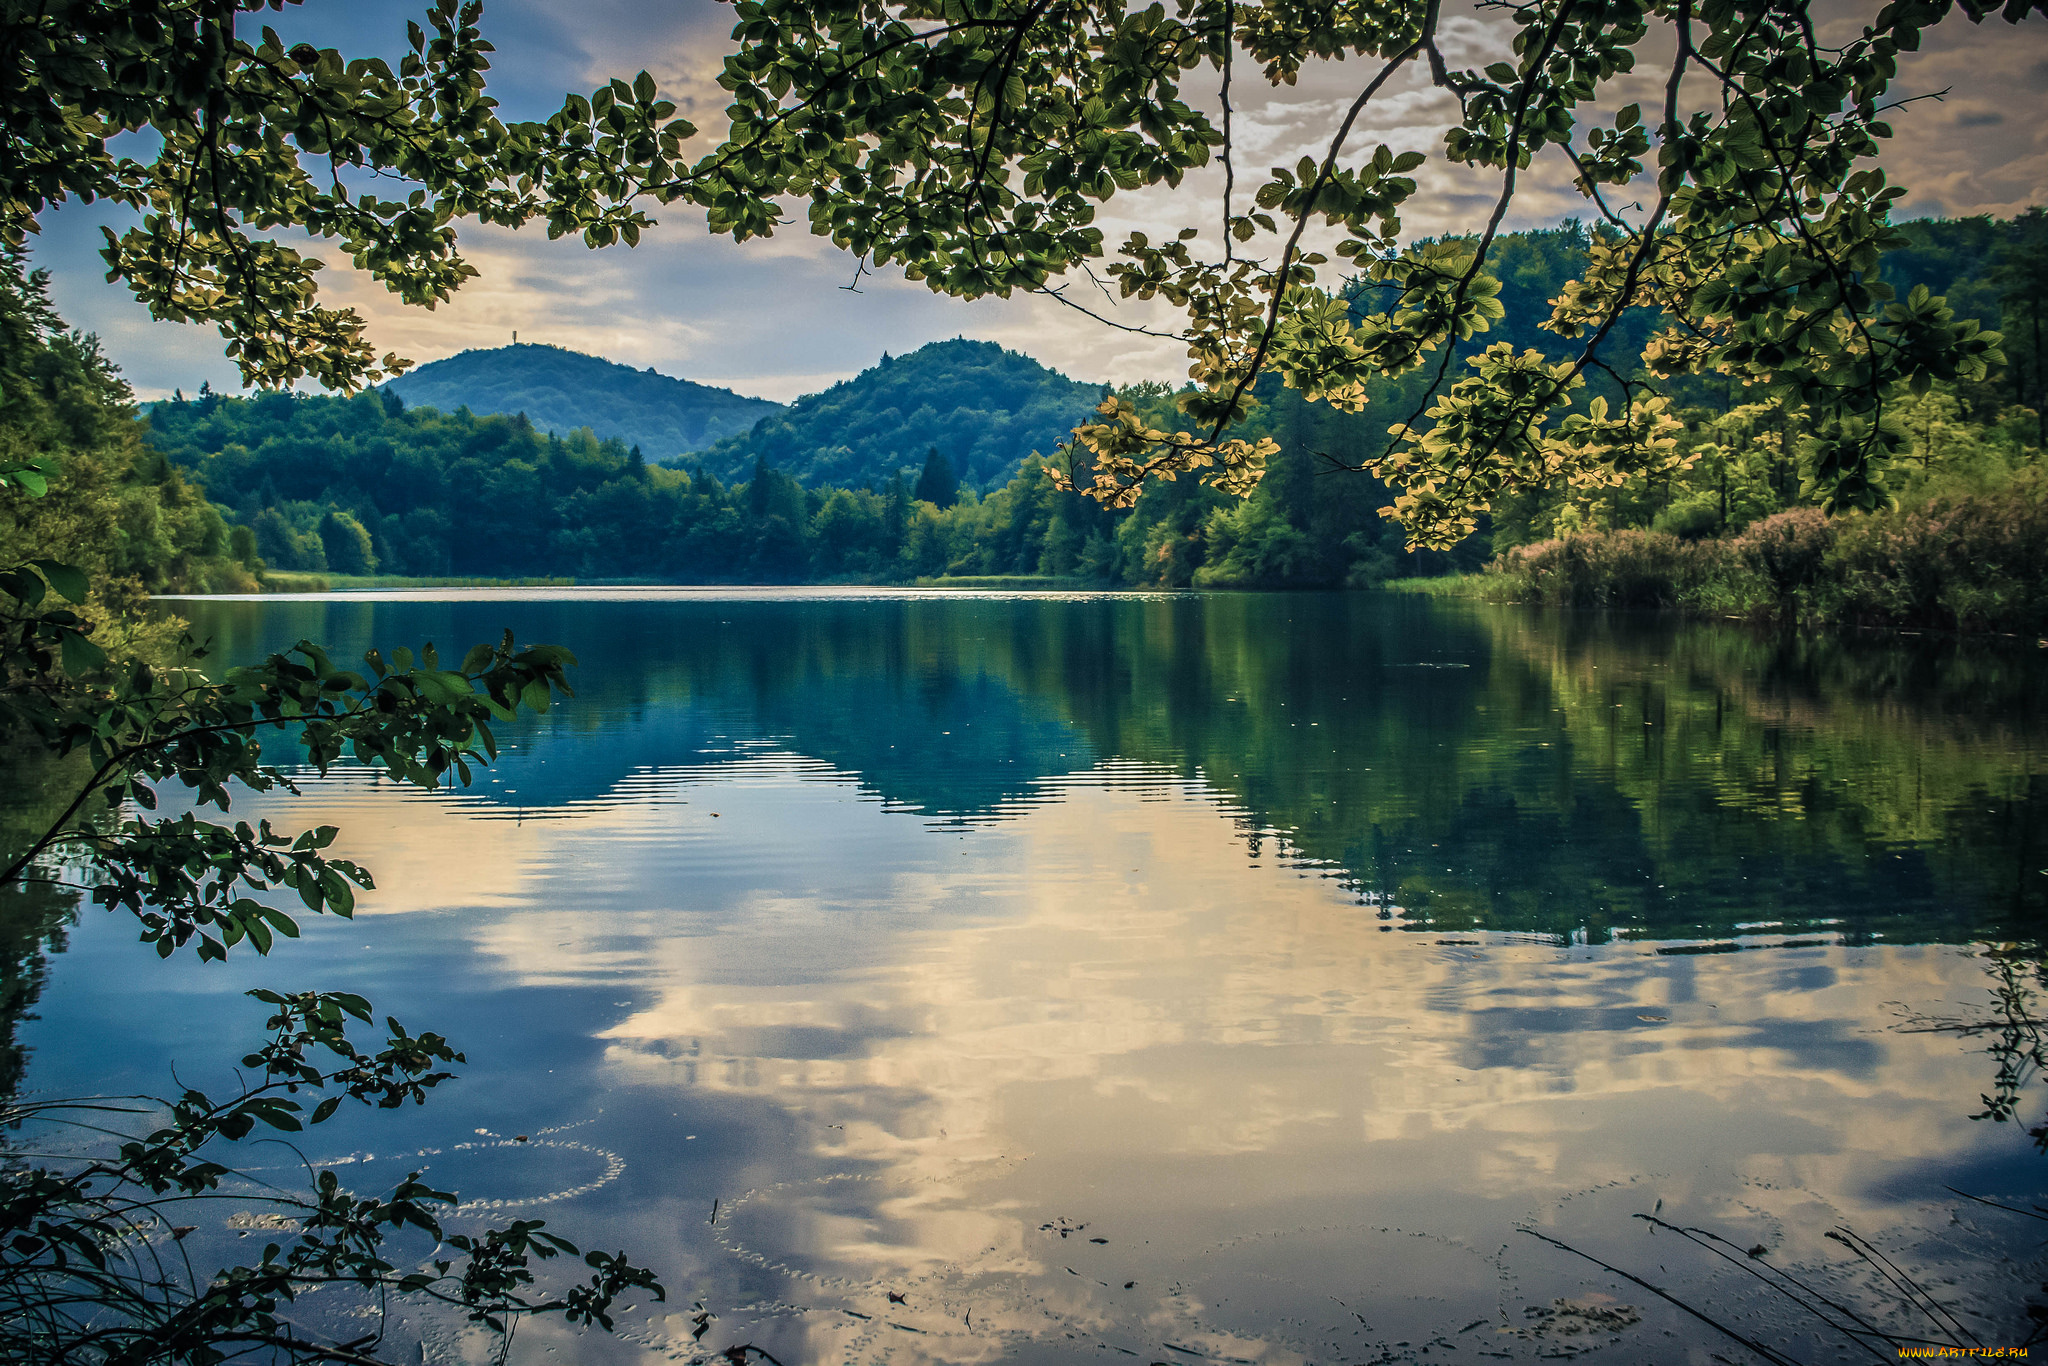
[1448,472,2048,636]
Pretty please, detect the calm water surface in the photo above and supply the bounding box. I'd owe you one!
[15,589,2048,1363]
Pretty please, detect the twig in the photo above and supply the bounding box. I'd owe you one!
[1518,1226,1804,1366]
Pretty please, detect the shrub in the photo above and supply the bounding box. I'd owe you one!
[1471,475,2047,634]
[1651,493,1723,541]
[1730,507,1834,602]
[1824,471,2048,633]
[1492,530,1729,608]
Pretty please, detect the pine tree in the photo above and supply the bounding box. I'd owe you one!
[884,471,911,551]
[914,446,958,509]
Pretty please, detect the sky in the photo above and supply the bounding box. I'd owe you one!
[30,0,2048,404]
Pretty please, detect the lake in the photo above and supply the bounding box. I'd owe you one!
[13,588,2048,1363]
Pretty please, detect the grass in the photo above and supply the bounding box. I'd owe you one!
[911,574,1107,590]
[1378,574,1496,598]
[257,572,577,593]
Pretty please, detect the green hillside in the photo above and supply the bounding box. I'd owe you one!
[134,213,2043,607]
[380,343,782,459]
[691,339,1105,490]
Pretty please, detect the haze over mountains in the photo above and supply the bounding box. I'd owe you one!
[381,343,782,460]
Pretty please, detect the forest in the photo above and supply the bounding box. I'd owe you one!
[0,263,256,603]
[131,211,2048,618]
[383,342,782,460]
[690,338,1106,487]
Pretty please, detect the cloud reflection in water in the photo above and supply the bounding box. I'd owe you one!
[226,759,2039,1363]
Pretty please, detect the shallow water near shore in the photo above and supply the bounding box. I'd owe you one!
[16,589,2048,1363]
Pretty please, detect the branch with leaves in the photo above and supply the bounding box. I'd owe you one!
[664,0,2025,545]
[3,0,695,390]
[2,0,2033,544]
[2,992,661,1366]
[0,455,663,1364]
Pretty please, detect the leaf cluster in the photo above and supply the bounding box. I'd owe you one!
[0,567,576,961]
[4,0,694,389]
[1,992,661,1366]
[9,0,2042,549]
[664,0,2039,546]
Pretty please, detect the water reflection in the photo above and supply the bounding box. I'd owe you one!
[14,590,2048,1362]
[164,589,2046,942]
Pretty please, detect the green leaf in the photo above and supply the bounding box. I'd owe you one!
[257,905,303,937]
[320,869,356,917]
[0,568,45,606]
[60,630,107,676]
[30,559,89,603]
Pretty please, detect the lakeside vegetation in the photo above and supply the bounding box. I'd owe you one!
[137,212,2045,627]
[0,262,258,617]
[1392,475,2048,635]
[253,571,578,593]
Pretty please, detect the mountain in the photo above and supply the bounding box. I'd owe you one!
[689,339,1107,490]
[380,344,783,459]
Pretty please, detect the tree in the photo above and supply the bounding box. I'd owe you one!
[318,508,378,575]
[914,445,960,509]
[883,471,912,554]
[10,0,2035,548]
[1993,207,2048,441]
[681,0,2034,547]
[2,0,692,391]
[0,253,664,1364]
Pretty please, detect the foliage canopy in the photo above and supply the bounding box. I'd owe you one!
[2,0,2039,547]
[0,252,664,1366]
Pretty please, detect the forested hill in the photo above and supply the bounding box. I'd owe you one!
[380,344,783,459]
[690,339,1105,490]
[133,211,2042,593]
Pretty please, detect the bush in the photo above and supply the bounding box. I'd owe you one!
[1729,507,1834,601]
[1651,493,1723,541]
[1473,476,2048,634]
[1823,471,2048,633]
[1492,530,1728,608]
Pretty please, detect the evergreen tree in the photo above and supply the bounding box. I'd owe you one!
[914,445,959,509]
[884,471,911,553]
[1995,208,2048,441]
[748,453,773,519]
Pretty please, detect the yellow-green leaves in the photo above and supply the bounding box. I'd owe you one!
[1046,394,1276,507]
[8,0,2023,534]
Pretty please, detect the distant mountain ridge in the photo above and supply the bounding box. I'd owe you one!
[689,338,1106,490]
[381,343,782,458]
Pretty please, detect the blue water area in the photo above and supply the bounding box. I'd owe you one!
[10,588,2048,1363]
